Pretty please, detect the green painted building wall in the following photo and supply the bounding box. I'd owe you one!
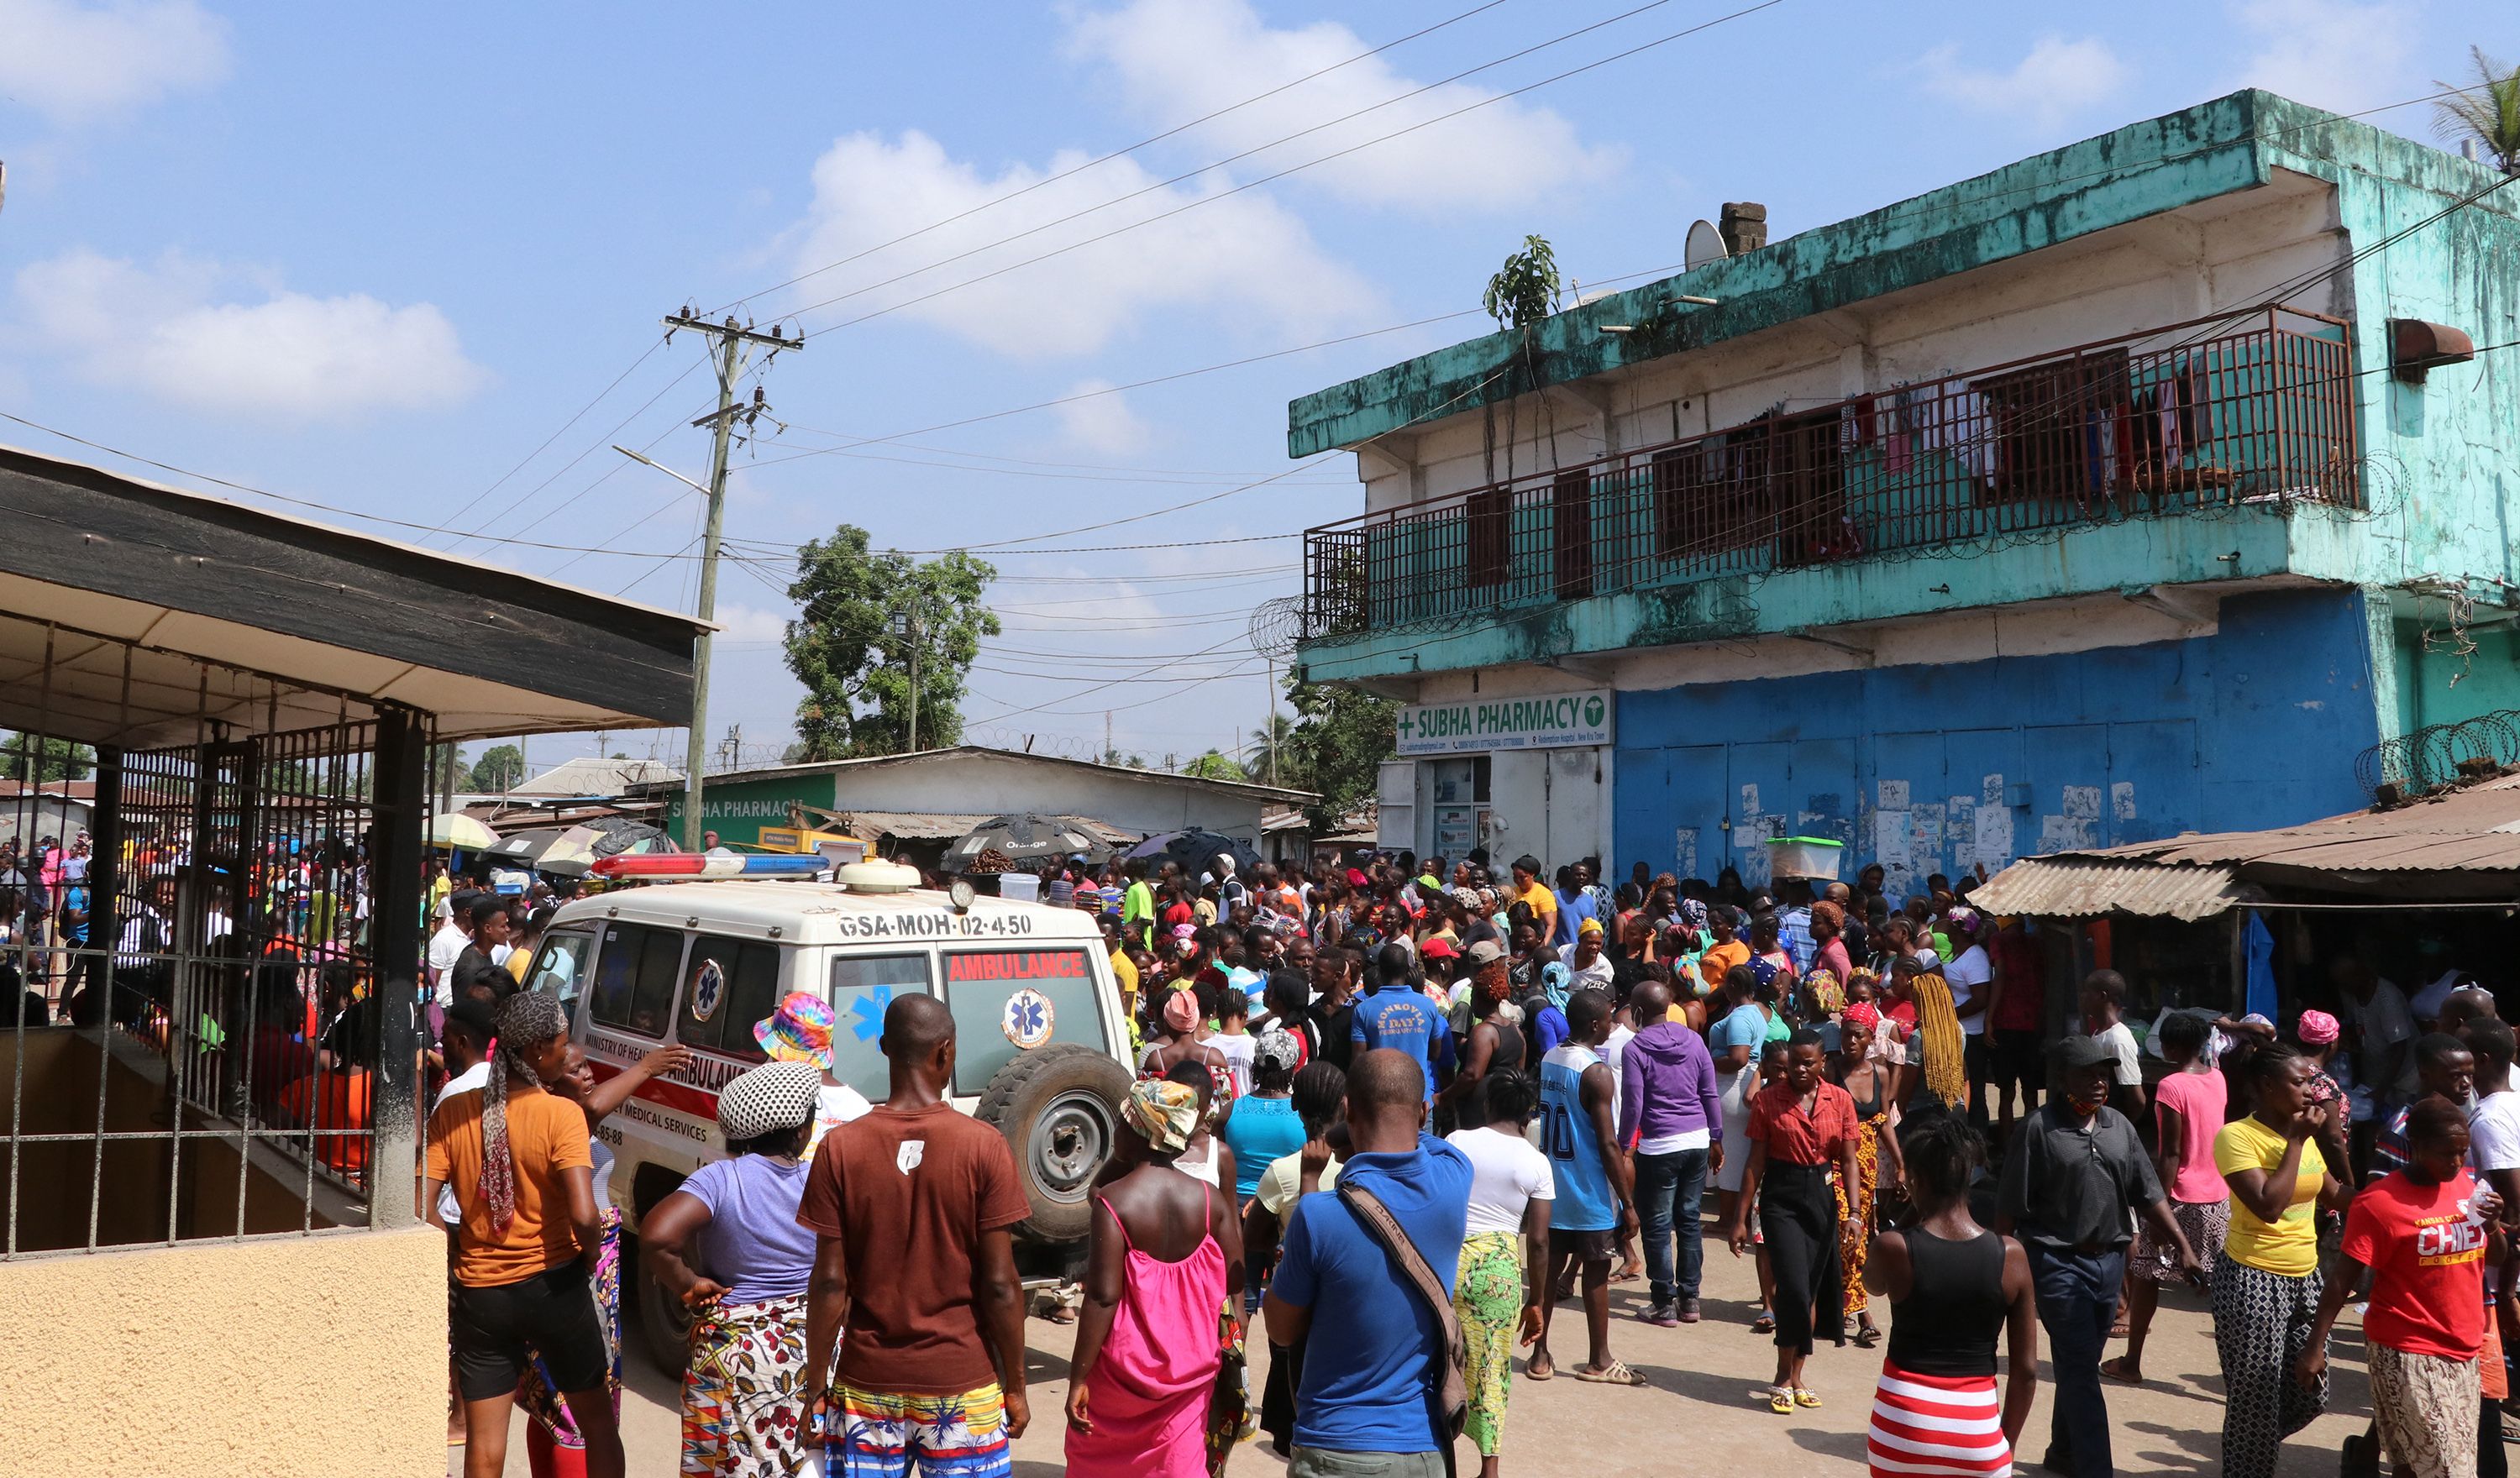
[658,773,839,847]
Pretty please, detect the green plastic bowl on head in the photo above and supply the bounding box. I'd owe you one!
[1764,835,1845,881]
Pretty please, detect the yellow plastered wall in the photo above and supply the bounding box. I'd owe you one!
[0,1226,444,1476]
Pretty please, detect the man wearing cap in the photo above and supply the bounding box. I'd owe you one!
[1997,1035,2202,1478]
[758,992,872,1156]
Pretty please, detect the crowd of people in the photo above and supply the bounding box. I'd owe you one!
[403,836,2520,1478]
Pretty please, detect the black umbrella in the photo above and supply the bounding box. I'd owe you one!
[1125,828,1258,880]
[944,814,1111,873]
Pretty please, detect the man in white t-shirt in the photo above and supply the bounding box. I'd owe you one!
[2335,955,2420,1107]
[1942,908,1995,1124]
[2080,969,2145,1121]
[425,888,476,1010]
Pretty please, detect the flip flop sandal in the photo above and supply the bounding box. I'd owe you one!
[2098,1358,2141,1386]
[1793,1387,1823,1408]
[1854,1324,1882,1349]
[1525,1357,1555,1382]
[1751,1311,1776,1334]
[1574,1360,1649,1387]
[1767,1386,1796,1415]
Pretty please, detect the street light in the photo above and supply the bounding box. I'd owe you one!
[615,443,722,851]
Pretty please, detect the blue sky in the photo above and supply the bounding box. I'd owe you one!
[1,0,2510,778]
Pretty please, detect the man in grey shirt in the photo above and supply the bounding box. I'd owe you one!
[1996,1035,2201,1478]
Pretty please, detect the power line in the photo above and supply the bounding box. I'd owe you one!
[709,0,1516,315]
[777,1,1788,335]
[428,338,667,541]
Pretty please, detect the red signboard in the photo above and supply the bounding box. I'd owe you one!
[945,949,1090,983]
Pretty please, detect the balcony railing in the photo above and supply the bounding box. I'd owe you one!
[1299,307,2358,642]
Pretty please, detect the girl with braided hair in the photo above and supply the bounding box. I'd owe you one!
[425,990,625,1478]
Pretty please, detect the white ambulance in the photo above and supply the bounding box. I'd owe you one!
[527,857,1134,1373]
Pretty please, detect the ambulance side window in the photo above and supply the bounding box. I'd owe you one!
[827,952,933,1101]
[676,936,782,1056]
[589,923,685,1039]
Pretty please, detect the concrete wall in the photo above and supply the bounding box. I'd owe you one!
[1610,587,2380,896]
[0,1227,444,1477]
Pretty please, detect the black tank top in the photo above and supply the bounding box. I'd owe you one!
[1460,1017,1527,1127]
[1887,1228,2007,1377]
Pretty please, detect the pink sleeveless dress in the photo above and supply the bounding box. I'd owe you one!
[1064,1186,1228,1478]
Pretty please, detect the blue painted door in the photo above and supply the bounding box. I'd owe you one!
[1870,731,1946,896]
[2025,724,2111,855]
[2107,719,2202,845]
[1945,728,2027,875]
[1730,742,1791,888]
[1614,745,1671,876]
[1665,745,1728,885]
[1788,738,1859,849]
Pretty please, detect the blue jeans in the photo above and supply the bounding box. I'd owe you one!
[2028,1243,2126,1478]
[1632,1145,1709,1306]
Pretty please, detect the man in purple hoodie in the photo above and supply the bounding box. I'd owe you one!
[1617,977,1724,1324]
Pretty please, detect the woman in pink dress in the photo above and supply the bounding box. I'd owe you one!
[1066,1078,1247,1478]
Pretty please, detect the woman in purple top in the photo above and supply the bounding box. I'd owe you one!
[1617,978,1725,1324]
[640,1060,824,1477]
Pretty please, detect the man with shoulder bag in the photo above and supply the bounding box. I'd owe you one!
[1266,1047,1474,1478]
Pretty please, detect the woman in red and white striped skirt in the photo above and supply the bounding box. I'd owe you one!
[1863,1112,2037,1477]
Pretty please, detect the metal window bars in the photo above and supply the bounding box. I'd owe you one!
[2,699,391,1258]
[1298,307,2361,642]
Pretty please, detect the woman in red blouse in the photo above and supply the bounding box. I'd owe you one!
[1725,1030,1863,1415]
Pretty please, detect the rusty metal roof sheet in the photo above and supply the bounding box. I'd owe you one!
[1971,858,2251,921]
[831,810,1137,846]
[1977,773,2520,917]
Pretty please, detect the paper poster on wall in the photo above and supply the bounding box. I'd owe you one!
[1973,802,2013,870]
[2112,782,2138,821]
[1877,778,1910,811]
[1675,827,1699,880]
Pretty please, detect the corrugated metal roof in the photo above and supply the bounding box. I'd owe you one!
[1971,858,2250,920]
[1978,772,2520,917]
[830,811,1137,846]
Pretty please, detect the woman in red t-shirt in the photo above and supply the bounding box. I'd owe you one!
[2302,1098,2505,1478]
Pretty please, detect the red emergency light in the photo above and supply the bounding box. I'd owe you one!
[586,852,829,880]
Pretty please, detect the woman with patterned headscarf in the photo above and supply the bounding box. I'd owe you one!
[1067,1078,1244,1478]
[424,990,624,1478]
[1830,1002,1903,1348]
[641,1059,824,1476]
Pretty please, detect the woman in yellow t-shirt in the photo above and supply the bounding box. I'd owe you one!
[2210,1044,2348,1478]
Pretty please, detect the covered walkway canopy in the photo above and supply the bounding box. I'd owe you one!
[1973,772,2520,920]
[0,443,705,1260]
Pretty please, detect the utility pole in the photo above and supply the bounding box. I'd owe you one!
[892,607,924,752]
[639,310,801,850]
[1105,710,1113,767]
[1265,658,1277,785]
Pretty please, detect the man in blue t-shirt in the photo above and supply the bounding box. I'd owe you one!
[1551,862,1600,948]
[1266,1048,1473,1477]
[1350,942,1452,1103]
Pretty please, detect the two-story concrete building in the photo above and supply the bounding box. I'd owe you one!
[1287,91,2520,899]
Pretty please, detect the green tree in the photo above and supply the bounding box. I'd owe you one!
[1247,715,1298,787]
[1482,234,1562,332]
[784,525,1000,760]
[0,733,96,783]
[1283,673,1397,829]
[2437,48,2520,174]
[468,743,526,792]
[1181,749,1247,782]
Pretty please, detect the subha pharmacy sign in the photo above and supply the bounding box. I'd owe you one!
[1395,689,1613,755]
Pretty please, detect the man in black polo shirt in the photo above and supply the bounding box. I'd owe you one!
[1995,1035,2202,1478]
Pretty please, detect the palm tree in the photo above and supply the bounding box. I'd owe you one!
[2435,47,2520,176]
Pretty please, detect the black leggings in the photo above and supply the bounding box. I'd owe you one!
[1760,1161,1844,1357]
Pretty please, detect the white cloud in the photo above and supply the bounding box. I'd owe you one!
[2227,0,2416,113]
[15,249,489,419]
[1053,380,1152,456]
[0,0,227,123]
[788,129,1378,359]
[1064,0,1620,215]
[709,604,792,645]
[1919,36,2129,129]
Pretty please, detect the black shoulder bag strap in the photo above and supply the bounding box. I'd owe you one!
[1336,1177,1467,1475]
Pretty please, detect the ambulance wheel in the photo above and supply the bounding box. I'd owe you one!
[975,1044,1131,1244]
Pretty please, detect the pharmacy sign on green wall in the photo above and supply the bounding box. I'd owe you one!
[1395,689,1613,756]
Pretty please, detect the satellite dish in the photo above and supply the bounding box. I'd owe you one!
[1685,218,1727,271]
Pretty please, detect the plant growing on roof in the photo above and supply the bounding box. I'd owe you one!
[2435,47,2520,175]
[1483,234,1563,332]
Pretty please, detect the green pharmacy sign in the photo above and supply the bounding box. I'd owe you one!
[1394,689,1613,756]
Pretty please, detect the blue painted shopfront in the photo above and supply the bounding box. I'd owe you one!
[1611,588,2380,896]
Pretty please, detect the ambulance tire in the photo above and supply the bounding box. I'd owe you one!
[636,1234,696,1378]
[975,1044,1131,1245]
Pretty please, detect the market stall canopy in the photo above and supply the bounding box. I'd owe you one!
[1974,772,2520,919]
[0,444,707,746]
[1128,828,1261,880]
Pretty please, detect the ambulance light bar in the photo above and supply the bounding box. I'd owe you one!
[587,853,829,880]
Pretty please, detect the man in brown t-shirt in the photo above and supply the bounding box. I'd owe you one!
[799,991,1031,1478]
